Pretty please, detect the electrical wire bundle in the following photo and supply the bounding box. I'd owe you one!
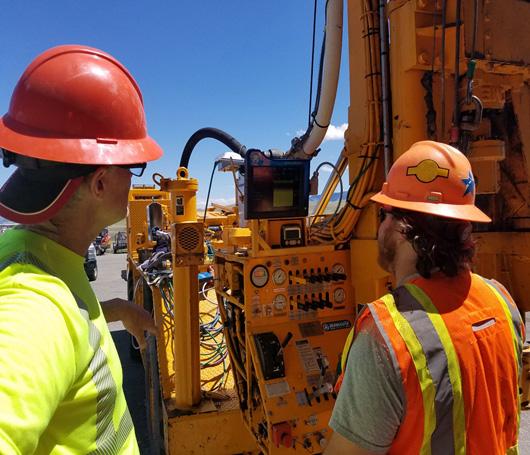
[154,275,231,391]
[310,0,382,244]
[198,282,231,390]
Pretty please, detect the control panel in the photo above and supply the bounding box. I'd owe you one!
[215,247,355,453]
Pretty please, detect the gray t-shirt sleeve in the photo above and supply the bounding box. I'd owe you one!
[329,314,404,453]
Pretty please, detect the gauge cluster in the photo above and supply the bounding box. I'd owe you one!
[244,250,352,325]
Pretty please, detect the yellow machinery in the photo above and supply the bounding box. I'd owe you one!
[126,1,530,453]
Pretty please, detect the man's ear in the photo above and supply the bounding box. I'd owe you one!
[84,167,108,199]
[395,222,409,243]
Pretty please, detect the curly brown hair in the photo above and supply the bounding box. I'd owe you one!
[391,208,476,278]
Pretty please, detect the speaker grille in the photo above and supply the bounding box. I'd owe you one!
[178,225,201,252]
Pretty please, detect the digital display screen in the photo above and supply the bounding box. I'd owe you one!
[273,183,294,208]
[245,151,309,220]
[284,228,300,239]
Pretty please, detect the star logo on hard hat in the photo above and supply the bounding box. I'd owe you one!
[461,171,475,197]
[407,159,449,183]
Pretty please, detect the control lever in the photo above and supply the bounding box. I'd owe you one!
[307,383,334,402]
[276,332,293,357]
[318,356,330,388]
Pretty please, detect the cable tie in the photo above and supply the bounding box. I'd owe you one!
[361,30,381,39]
[360,11,379,18]
[346,200,361,210]
[314,118,330,129]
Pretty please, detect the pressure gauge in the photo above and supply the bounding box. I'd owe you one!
[272,268,287,286]
[331,263,345,275]
[273,294,288,312]
[250,265,269,288]
[333,287,346,304]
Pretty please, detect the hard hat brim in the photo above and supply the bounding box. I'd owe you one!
[371,191,492,223]
[0,115,164,165]
[0,169,85,224]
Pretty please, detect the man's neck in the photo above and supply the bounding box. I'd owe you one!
[20,218,98,257]
[392,240,419,287]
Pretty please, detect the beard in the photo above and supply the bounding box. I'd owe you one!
[377,228,396,274]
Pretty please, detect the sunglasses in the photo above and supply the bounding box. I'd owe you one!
[117,162,147,177]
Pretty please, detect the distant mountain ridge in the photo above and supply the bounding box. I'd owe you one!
[309,191,347,203]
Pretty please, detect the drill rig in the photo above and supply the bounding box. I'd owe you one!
[126,0,530,453]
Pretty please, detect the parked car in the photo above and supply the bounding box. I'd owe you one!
[93,227,110,255]
[112,231,127,254]
[84,243,98,281]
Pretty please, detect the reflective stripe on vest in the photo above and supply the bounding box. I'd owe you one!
[480,278,523,374]
[75,293,135,455]
[479,277,523,447]
[1,251,134,454]
[386,285,465,455]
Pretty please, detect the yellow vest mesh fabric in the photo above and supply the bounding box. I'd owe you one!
[0,228,139,455]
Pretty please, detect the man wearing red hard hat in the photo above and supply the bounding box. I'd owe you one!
[0,46,162,454]
[325,141,524,454]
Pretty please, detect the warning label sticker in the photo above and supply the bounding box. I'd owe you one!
[295,339,320,374]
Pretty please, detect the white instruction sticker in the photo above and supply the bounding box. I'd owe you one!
[265,380,290,398]
[295,339,320,374]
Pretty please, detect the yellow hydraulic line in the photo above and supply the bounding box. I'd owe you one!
[216,288,245,310]
[311,0,383,245]
[316,141,380,242]
[312,152,349,219]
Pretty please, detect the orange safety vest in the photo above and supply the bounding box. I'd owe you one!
[335,271,524,455]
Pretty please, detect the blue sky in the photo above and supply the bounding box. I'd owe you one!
[0,1,350,207]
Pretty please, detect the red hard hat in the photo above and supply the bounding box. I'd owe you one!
[371,141,491,223]
[0,45,163,165]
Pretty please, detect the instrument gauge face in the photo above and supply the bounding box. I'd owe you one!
[273,294,288,312]
[250,265,269,288]
[333,287,346,304]
[331,263,345,275]
[272,268,287,286]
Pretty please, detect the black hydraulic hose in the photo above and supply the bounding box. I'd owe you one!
[179,127,247,169]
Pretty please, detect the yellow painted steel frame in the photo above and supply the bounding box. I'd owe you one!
[149,268,258,454]
[127,171,260,454]
[344,0,530,314]
[127,186,171,260]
